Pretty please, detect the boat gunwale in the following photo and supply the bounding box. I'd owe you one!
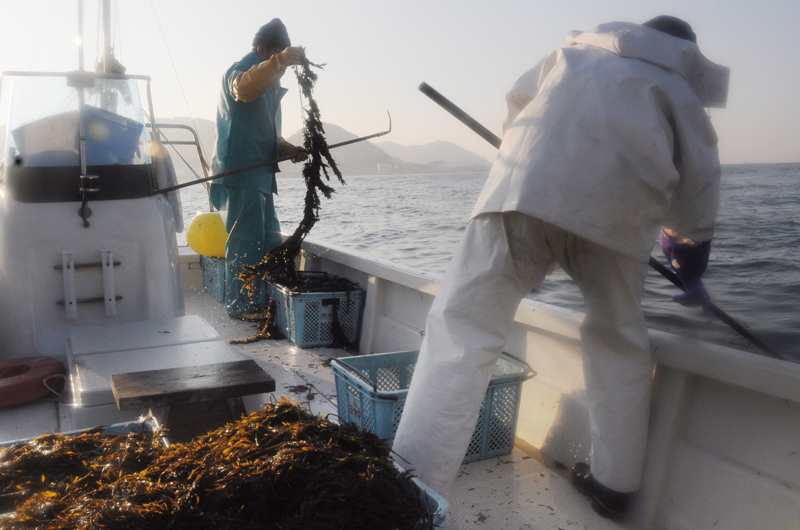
[178,235,800,405]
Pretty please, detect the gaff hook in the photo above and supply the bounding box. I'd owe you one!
[151,111,392,196]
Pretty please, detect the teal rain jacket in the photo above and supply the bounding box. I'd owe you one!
[210,51,287,194]
[209,51,287,315]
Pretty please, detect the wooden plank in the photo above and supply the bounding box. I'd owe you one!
[111,360,275,411]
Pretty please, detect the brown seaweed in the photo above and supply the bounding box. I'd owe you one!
[233,54,356,344]
[240,55,344,295]
[1,400,435,530]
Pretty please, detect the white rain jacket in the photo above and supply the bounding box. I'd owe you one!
[471,22,730,262]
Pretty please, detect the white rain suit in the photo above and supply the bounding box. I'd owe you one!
[392,21,729,494]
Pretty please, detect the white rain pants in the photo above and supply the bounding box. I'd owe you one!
[392,212,654,494]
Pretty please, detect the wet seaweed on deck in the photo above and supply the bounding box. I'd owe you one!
[0,400,434,530]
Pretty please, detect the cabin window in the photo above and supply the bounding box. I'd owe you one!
[1,75,154,202]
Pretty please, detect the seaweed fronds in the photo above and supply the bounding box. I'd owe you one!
[240,55,344,295]
[228,299,280,345]
[1,400,435,530]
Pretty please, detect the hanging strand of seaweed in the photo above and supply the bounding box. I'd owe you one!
[230,54,349,344]
[239,56,344,295]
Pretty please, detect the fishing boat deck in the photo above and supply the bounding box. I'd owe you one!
[184,281,627,530]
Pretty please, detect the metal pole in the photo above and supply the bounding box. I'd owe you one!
[647,257,783,359]
[75,0,87,178]
[152,118,392,196]
[419,83,501,148]
[418,81,786,361]
[103,0,112,72]
[77,0,84,71]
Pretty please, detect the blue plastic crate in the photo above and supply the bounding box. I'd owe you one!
[411,469,449,526]
[332,350,535,463]
[270,276,365,348]
[201,255,226,303]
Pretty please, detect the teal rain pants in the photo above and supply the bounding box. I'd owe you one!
[210,185,283,315]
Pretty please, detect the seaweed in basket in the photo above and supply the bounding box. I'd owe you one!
[0,400,435,530]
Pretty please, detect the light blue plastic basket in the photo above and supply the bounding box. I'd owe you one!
[270,278,365,348]
[411,470,449,526]
[332,350,535,463]
[201,255,226,303]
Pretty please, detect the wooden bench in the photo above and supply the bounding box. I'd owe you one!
[110,359,275,410]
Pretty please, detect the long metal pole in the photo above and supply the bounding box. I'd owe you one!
[419,83,501,149]
[152,118,392,196]
[418,81,785,361]
[77,0,84,71]
[102,0,112,72]
[646,258,783,359]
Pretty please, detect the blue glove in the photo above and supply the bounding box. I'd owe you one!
[660,232,711,308]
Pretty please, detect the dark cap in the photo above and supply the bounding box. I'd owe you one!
[642,15,697,43]
[253,18,290,50]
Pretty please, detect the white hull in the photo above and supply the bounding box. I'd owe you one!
[2,230,799,529]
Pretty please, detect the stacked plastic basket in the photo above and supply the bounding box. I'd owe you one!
[270,273,365,348]
[332,350,535,463]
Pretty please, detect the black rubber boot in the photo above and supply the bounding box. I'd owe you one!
[570,462,632,519]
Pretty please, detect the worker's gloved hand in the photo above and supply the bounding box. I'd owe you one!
[660,230,712,309]
[277,47,305,68]
[279,141,308,163]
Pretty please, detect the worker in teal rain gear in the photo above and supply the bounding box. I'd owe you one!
[210,18,306,318]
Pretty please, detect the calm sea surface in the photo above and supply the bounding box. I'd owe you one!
[179,163,800,361]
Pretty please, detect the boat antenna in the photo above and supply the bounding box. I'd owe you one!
[417,81,787,361]
[77,0,85,71]
[102,0,112,73]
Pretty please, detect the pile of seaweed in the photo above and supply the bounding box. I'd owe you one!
[0,400,434,530]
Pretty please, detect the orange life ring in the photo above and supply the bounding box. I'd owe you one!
[0,357,66,409]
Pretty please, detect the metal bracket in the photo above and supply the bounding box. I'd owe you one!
[101,249,116,316]
[79,174,100,194]
[61,251,77,320]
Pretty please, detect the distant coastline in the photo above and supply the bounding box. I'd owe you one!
[276,166,491,178]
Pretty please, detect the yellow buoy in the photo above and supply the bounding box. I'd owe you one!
[186,211,228,258]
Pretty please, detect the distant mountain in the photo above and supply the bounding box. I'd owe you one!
[0,116,489,182]
[374,140,491,170]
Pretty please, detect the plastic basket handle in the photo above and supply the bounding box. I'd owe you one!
[500,351,537,381]
[330,358,400,401]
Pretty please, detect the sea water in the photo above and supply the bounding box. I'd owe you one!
[178,163,800,361]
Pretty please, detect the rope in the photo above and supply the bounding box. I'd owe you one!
[29,0,58,71]
[147,0,207,156]
[42,373,67,402]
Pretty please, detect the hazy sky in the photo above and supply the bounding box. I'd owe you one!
[1,0,798,164]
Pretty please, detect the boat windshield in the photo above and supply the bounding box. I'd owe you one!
[3,74,151,168]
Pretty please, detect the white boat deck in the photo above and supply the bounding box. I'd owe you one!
[4,242,799,529]
[183,282,628,530]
